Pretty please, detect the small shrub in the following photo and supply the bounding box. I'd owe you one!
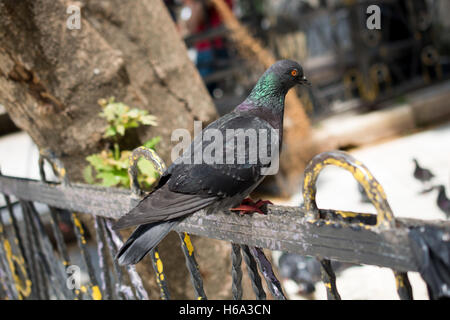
[83,97,160,189]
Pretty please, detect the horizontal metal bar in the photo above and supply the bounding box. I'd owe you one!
[0,175,131,219]
[1,174,449,272]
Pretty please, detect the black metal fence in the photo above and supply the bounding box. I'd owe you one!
[0,147,449,300]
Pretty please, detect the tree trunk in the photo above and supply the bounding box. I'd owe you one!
[0,0,234,299]
[0,0,217,179]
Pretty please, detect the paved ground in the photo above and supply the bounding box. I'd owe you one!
[274,121,450,300]
[0,131,40,180]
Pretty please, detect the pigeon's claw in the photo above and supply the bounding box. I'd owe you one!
[230,198,273,216]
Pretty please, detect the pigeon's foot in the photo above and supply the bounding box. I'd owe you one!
[230,198,273,216]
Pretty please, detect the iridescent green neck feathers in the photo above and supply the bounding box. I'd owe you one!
[245,72,287,112]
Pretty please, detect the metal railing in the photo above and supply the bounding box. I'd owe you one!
[0,148,449,300]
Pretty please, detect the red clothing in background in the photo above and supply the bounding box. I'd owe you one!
[195,0,232,51]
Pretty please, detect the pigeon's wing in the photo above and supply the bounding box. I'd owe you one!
[168,113,279,197]
[113,184,217,229]
[114,113,277,230]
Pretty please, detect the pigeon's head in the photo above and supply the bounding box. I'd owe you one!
[242,60,310,112]
[267,60,310,90]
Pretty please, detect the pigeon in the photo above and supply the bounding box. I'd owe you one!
[413,158,435,184]
[277,253,322,295]
[421,185,450,218]
[277,252,352,297]
[114,60,310,265]
[428,185,450,218]
[434,185,450,218]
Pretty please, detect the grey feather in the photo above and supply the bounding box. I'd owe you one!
[113,184,217,230]
[116,219,180,265]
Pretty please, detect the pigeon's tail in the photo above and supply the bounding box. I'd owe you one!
[116,219,180,265]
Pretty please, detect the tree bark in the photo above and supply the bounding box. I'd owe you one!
[0,0,217,179]
[0,0,234,299]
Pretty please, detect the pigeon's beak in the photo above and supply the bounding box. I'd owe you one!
[297,75,311,86]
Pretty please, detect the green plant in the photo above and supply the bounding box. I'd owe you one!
[99,97,157,138]
[83,97,160,189]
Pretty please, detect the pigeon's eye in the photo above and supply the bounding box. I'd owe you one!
[290,69,298,77]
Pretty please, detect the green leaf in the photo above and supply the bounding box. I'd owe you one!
[111,169,130,187]
[97,97,159,140]
[125,121,139,129]
[143,136,161,150]
[86,154,110,172]
[114,158,129,170]
[97,171,120,187]
[110,168,128,177]
[113,102,128,116]
[116,124,125,136]
[103,126,117,138]
[127,109,140,118]
[101,105,116,122]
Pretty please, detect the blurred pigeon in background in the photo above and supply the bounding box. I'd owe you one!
[413,158,435,185]
[277,252,353,298]
[434,185,450,218]
[422,185,450,219]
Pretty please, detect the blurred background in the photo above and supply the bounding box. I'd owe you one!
[0,0,449,300]
[177,0,450,118]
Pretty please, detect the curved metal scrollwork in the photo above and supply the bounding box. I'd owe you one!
[302,150,412,300]
[303,150,395,229]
